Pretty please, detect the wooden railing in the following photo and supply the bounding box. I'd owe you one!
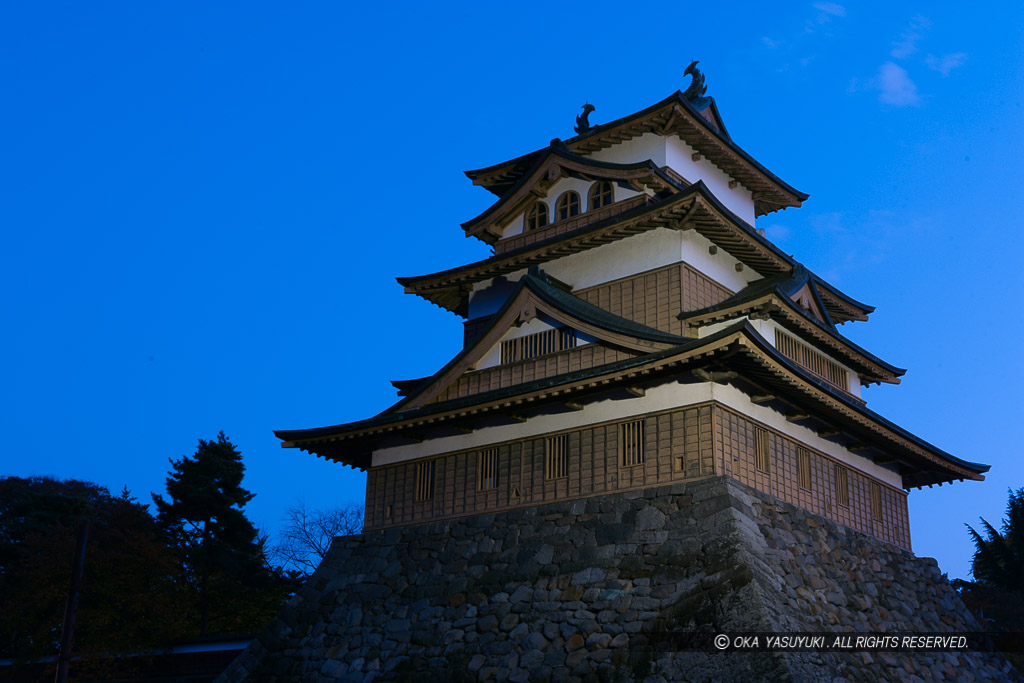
[776,330,850,393]
[495,194,653,254]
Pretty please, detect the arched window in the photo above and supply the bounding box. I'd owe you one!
[525,201,549,231]
[589,181,613,210]
[556,191,581,221]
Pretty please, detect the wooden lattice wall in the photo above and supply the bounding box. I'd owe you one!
[363,402,911,550]
[714,405,910,548]
[364,404,715,529]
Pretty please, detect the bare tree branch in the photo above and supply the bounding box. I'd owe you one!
[271,501,363,575]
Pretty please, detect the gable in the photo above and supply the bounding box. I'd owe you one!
[388,274,686,412]
[789,282,831,326]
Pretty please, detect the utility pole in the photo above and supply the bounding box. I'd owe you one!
[55,522,89,683]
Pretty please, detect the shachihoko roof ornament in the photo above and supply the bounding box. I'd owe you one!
[683,60,707,99]
[574,103,595,134]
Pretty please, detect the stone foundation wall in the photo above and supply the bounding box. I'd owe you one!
[219,476,1018,682]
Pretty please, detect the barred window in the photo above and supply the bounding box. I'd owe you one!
[545,434,568,480]
[478,448,499,491]
[620,420,644,467]
[797,447,812,490]
[835,464,849,507]
[556,191,581,220]
[754,427,770,473]
[589,181,613,210]
[870,482,882,519]
[414,460,435,502]
[525,201,549,231]
[500,327,577,364]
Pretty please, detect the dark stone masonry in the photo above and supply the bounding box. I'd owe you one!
[219,477,1019,682]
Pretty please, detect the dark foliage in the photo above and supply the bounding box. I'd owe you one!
[0,477,188,668]
[965,487,1024,592]
[958,487,1024,673]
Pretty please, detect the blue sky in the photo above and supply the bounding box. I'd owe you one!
[2,2,1022,581]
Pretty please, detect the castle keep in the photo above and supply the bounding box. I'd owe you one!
[220,69,1019,682]
[275,66,987,547]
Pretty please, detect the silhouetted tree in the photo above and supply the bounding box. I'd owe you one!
[956,487,1024,674]
[152,432,288,636]
[966,487,1024,592]
[0,477,187,670]
[272,502,363,575]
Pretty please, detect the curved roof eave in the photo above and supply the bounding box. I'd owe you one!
[679,273,902,377]
[738,326,989,476]
[399,181,788,290]
[275,322,988,481]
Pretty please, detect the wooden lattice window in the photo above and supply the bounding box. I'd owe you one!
[754,427,770,473]
[797,447,812,490]
[500,327,577,364]
[545,434,568,480]
[589,181,613,210]
[525,201,549,231]
[835,464,850,507]
[414,460,435,502]
[478,448,499,491]
[775,330,849,392]
[556,191,581,220]
[620,420,645,467]
[870,482,882,519]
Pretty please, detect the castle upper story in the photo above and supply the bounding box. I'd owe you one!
[274,65,989,544]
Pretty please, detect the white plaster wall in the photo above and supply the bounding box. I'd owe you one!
[588,133,755,226]
[501,177,642,240]
[467,227,757,320]
[587,133,666,167]
[694,317,771,341]
[678,229,755,292]
[543,229,684,289]
[370,380,902,489]
[664,136,755,226]
[543,228,754,293]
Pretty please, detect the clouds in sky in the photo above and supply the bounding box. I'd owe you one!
[890,15,931,58]
[760,3,847,62]
[813,2,846,18]
[864,15,966,107]
[926,52,968,76]
[875,62,920,106]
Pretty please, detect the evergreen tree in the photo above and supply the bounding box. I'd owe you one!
[966,487,1024,592]
[959,488,1024,672]
[152,432,284,636]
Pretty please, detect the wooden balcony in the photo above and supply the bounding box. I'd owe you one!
[495,194,653,255]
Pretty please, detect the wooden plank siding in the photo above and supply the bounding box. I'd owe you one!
[714,404,910,549]
[364,405,716,530]
[426,343,635,405]
[575,262,733,337]
[364,402,911,550]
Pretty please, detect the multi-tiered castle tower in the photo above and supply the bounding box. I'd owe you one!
[276,66,986,549]
[223,67,1016,683]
